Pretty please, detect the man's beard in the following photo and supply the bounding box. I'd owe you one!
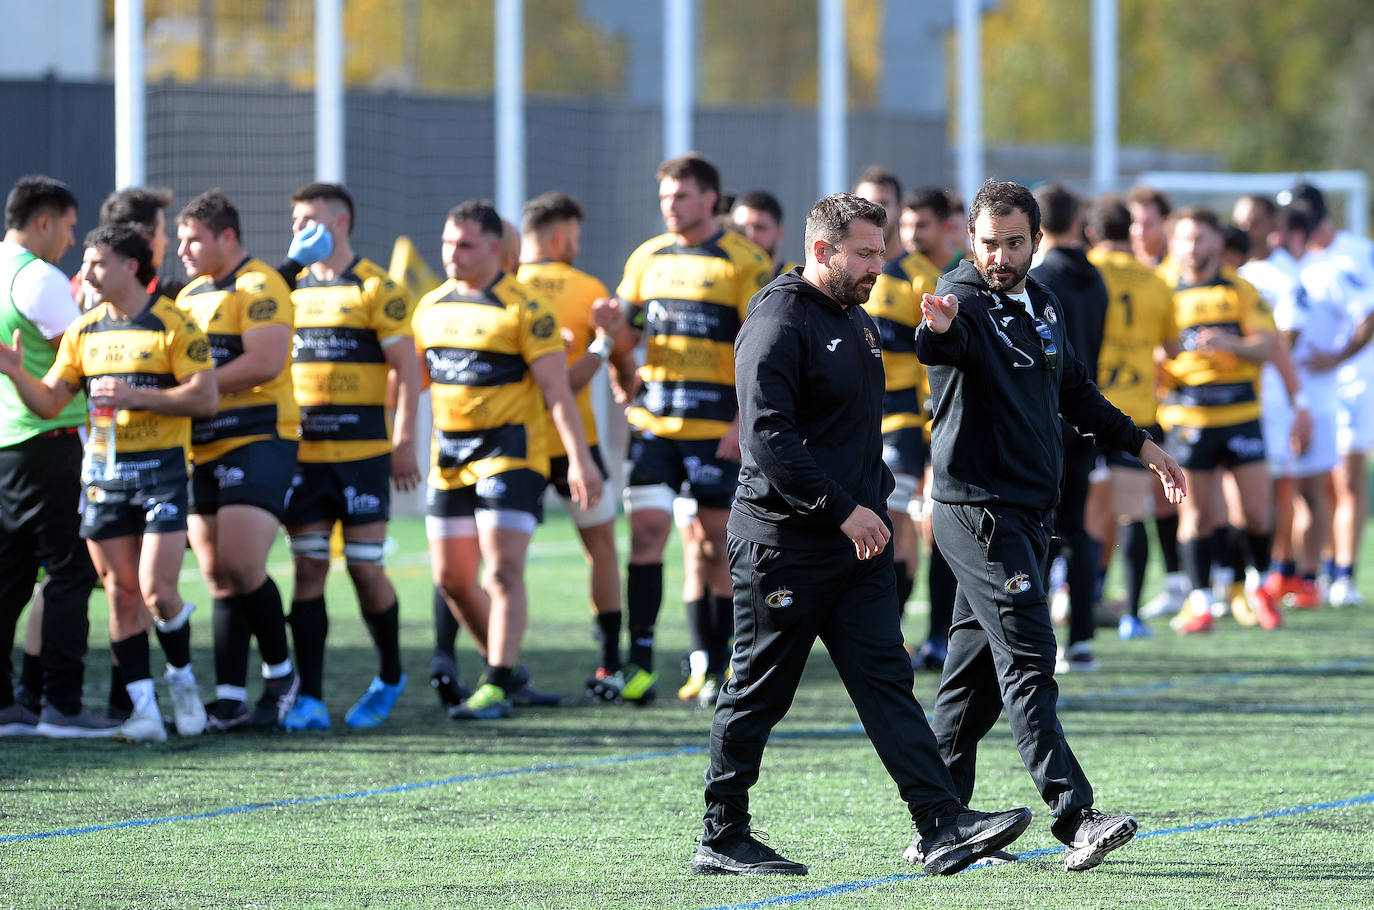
[823,268,874,307]
[977,259,1028,292]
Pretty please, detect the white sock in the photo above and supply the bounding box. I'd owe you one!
[263,659,293,679]
[216,685,248,703]
[126,678,157,713]
[165,663,194,685]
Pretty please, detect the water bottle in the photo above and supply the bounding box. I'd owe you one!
[84,405,119,484]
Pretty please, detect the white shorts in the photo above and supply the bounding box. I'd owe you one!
[1266,401,1339,478]
[1337,367,1374,455]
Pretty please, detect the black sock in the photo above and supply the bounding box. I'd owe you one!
[1246,531,1274,576]
[1120,521,1149,617]
[154,617,192,671]
[212,596,251,690]
[594,611,622,672]
[240,578,290,667]
[1221,526,1247,579]
[110,632,152,685]
[363,601,403,685]
[288,596,328,700]
[108,660,133,711]
[894,560,914,611]
[708,593,734,676]
[1179,535,1214,593]
[626,563,663,671]
[927,542,956,644]
[19,651,42,697]
[433,585,459,657]
[1155,514,1181,574]
[486,664,517,693]
[684,596,710,654]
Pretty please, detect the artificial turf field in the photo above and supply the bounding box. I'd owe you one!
[2,510,1373,909]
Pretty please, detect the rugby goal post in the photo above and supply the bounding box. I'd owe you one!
[1133,169,1370,238]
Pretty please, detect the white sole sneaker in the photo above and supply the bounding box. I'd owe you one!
[114,707,168,744]
[1065,816,1138,871]
[166,673,207,736]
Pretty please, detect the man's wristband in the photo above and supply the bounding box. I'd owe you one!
[586,335,613,360]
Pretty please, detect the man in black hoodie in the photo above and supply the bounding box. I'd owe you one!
[1029,183,1110,672]
[692,193,1032,879]
[917,180,1186,872]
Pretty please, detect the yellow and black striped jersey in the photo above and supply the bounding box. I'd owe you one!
[865,251,939,435]
[52,293,212,478]
[414,273,565,489]
[291,256,413,464]
[617,230,772,440]
[1088,248,1178,425]
[516,260,607,457]
[1161,273,1273,428]
[178,257,299,461]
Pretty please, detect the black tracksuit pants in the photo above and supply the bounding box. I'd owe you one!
[0,433,96,714]
[702,533,962,844]
[1054,434,1098,648]
[930,501,1094,835]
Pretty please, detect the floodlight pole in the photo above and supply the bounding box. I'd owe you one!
[1092,0,1119,190]
[495,0,526,222]
[315,0,345,182]
[115,0,146,189]
[818,0,847,197]
[955,0,983,210]
[663,0,695,158]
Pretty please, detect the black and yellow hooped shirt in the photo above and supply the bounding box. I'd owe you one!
[617,230,771,441]
[1089,248,1179,426]
[178,257,300,461]
[52,293,213,485]
[291,256,413,464]
[414,273,565,489]
[1160,272,1273,429]
[865,251,940,436]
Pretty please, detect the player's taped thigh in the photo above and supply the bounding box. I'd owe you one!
[425,515,478,540]
[624,482,675,515]
[288,531,332,561]
[887,472,918,514]
[342,539,387,565]
[474,508,538,536]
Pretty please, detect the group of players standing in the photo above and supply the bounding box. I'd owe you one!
[1,154,1368,742]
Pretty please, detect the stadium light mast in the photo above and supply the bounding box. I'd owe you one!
[495,0,526,222]
[955,0,983,212]
[1092,0,1119,190]
[663,0,695,158]
[817,0,847,197]
[315,0,345,182]
[114,0,146,189]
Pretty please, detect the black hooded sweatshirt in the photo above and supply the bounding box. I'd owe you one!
[728,268,895,550]
[915,260,1148,513]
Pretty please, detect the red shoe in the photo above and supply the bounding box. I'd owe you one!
[1172,606,1214,635]
[1249,586,1283,630]
[1263,572,1299,602]
[1289,579,1322,609]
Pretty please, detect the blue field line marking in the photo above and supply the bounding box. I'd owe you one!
[699,792,1374,910]
[2,658,1366,846]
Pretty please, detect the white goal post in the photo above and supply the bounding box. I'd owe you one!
[1133,169,1369,238]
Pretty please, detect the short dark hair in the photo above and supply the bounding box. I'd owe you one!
[522,190,584,235]
[803,193,887,251]
[177,189,241,241]
[656,152,720,198]
[969,180,1041,240]
[98,186,173,236]
[1235,193,1276,220]
[291,182,355,235]
[853,164,902,203]
[447,199,504,239]
[6,175,77,232]
[86,224,156,286]
[1276,204,1313,239]
[732,190,783,225]
[1284,182,1327,224]
[1087,194,1132,243]
[1033,183,1080,236]
[1125,184,1173,218]
[1173,204,1221,234]
[1221,224,1250,258]
[903,186,951,221]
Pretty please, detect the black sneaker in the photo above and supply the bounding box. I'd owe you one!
[690,830,808,876]
[35,704,119,738]
[903,844,1020,866]
[13,684,41,716]
[247,672,300,729]
[204,698,249,732]
[429,654,469,708]
[912,807,1033,876]
[1061,808,1137,871]
[506,665,561,707]
[0,701,41,736]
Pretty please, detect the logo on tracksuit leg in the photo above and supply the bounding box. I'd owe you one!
[1004,573,1031,594]
[765,587,794,608]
